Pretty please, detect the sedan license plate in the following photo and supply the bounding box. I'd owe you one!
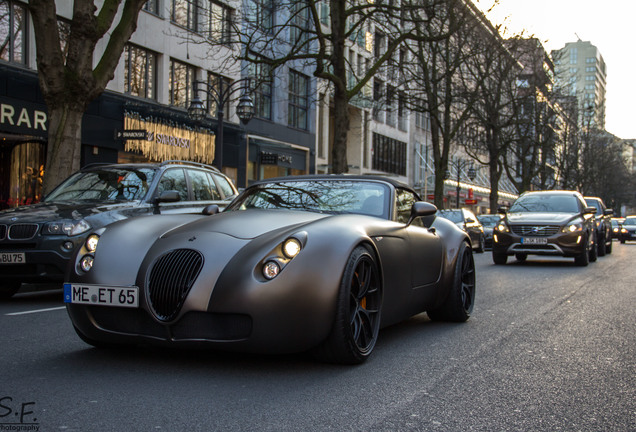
[521,237,548,245]
[64,283,138,308]
[0,252,25,264]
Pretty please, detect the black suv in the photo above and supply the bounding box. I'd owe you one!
[492,191,597,266]
[0,161,238,298]
[584,197,613,256]
[438,208,485,252]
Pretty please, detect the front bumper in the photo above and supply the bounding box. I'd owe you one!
[492,230,587,257]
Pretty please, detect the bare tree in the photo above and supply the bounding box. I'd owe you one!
[28,0,147,194]
[231,0,450,174]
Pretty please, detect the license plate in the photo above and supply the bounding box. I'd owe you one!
[0,252,25,264]
[64,283,138,308]
[521,237,548,245]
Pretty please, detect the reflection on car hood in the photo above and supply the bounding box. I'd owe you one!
[162,209,329,240]
[0,200,142,223]
[507,212,579,225]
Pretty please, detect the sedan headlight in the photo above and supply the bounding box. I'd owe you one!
[43,220,91,236]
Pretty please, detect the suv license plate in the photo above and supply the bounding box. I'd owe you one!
[64,283,139,308]
[521,237,548,245]
[0,252,25,264]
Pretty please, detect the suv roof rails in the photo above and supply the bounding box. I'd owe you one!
[160,160,220,172]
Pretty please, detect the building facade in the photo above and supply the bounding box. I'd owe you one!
[551,40,607,130]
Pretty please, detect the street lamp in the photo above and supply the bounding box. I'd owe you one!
[187,78,254,171]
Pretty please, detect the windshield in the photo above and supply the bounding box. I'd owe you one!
[624,218,636,225]
[45,168,156,202]
[438,210,463,223]
[509,194,580,213]
[225,180,390,218]
[478,215,501,227]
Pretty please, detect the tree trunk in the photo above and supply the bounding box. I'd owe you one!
[331,86,350,174]
[42,106,84,195]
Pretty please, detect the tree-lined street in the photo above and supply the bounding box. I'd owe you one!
[2,245,634,431]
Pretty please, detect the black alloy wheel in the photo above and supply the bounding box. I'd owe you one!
[493,250,508,265]
[312,245,382,364]
[428,241,475,322]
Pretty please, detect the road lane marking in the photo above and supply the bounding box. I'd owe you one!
[6,306,66,316]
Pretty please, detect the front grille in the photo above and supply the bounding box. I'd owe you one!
[8,224,39,240]
[0,225,6,240]
[511,225,560,236]
[147,249,203,322]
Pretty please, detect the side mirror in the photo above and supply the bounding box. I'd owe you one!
[498,206,509,215]
[604,208,614,216]
[583,206,597,215]
[407,201,437,228]
[465,217,476,224]
[202,204,220,215]
[152,190,181,214]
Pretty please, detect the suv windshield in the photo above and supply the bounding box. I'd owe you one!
[225,180,390,218]
[45,168,156,202]
[510,194,579,213]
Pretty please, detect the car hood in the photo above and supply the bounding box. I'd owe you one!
[506,212,579,225]
[0,200,142,223]
[161,209,329,240]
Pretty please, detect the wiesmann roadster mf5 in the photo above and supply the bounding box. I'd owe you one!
[65,176,475,364]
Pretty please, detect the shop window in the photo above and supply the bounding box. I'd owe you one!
[1,142,45,209]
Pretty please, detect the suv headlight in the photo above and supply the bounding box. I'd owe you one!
[495,221,510,233]
[43,220,91,236]
[562,221,583,233]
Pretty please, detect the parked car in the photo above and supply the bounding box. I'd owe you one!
[492,190,597,266]
[584,197,613,256]
[64,175,475,364]
[611,217,624,241]
[477,214,502,250]
[0,160,238,299]
[618,216,636,243]
[438,208,485,252]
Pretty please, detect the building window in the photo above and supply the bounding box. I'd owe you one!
[374,31,386,58]
[385,85,396,127]
[246,0,274,33]
[171,0,196,29]
[199,1,233,44]
[288,70,309,130]
[290,1,309,48]
[169,59,196,108]
[143,0,160,15]
[586,57,596,64]
[373,79,384,122]
[0,0,27,64]
[125,45,157,100]
[206,72,232,118]
[569,47,577,64]
[248,57,273,120]
[372,133,406,176]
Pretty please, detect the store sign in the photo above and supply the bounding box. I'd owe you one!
[1,102,48,135]
[260,151,293,165]
[123,113,214,164]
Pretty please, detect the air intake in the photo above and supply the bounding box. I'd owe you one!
[147,249,203,322]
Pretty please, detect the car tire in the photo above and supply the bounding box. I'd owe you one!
[589,233,598,262]
[575,243,589,266]
[476,235,485,253]
[606,239,612,254]
[597,233,606,257]
[493,251,508,265]
[0,281,21,300]
[312,245,382,364]
[515,253,527,262]
[620,239,626,244]
[428,241,475,322]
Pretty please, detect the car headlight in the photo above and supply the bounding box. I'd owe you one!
[79,255,94,272]
[621,228,628,233]
[43,220,91,236]
[282,238,302,258]
[85,234,100,253]
[495,222,509,233]
[562,221,583,233]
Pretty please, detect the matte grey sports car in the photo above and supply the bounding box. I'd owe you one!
[64,176,475,364]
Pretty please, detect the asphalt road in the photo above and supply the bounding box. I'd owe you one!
[1,243,635,431]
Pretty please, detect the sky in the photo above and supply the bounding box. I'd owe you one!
[474,0,636,139]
